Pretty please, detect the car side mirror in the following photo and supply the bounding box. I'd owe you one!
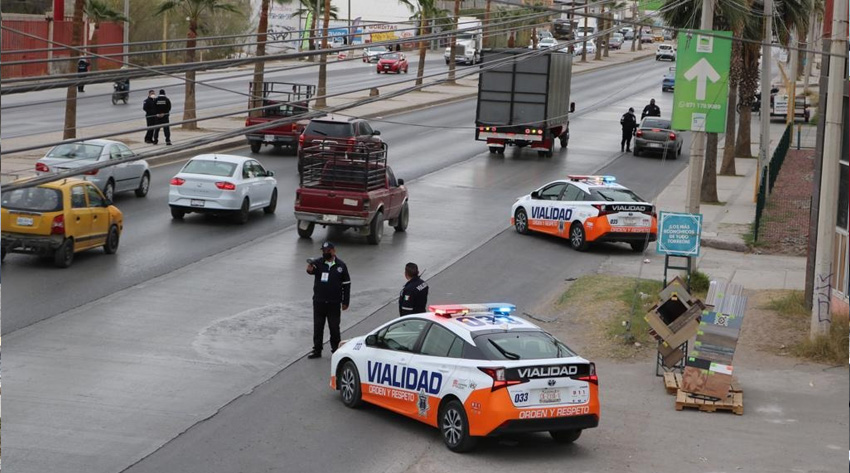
[372,130,381,136]
[103,199,113,207]
[397,178,404,186]
[365,334,377,347]
[267,170,275,177]
[531,190,540,199]
[570,102,576,113]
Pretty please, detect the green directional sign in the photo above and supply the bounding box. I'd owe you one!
[672,30,732,133]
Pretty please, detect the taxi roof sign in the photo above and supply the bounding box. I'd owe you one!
[429,303,516,317]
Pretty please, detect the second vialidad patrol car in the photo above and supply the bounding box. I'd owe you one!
[330,303,600,452]
[511,175,658,252]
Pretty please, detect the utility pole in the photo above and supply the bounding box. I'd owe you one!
[758,0,773,199]
[123,0,129,66]
[685,0,714,214]
[811,0,847,337]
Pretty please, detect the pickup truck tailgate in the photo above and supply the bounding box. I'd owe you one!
[296,188,369,218]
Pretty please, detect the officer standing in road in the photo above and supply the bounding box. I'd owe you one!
[77,57,90,92]
[153,89,173,145]
[641,98,661,120]
[305,242,351,359]
[620,107,638,153]
[143,90,158,144]
[399,262,428,317]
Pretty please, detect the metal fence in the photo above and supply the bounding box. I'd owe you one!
[754,124,792,242]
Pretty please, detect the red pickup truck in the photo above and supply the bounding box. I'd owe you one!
[294,143,409,245]
[245,82,315,154]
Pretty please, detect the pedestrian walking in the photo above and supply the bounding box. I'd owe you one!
[399,262,428,317]
[153,89,172,145]
[641,98,661,120]
[76,57,90,92]
[620,107,638,152]
[143,90,158,144]
[305,242,351,359]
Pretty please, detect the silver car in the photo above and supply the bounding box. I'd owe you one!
[35,139,151,201]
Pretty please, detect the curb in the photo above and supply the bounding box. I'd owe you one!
[702,237,750,253]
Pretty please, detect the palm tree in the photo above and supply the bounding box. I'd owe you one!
[719,30,743,175]
[405,0,448,87]
[63,0,86,140]
[84,0,128,71]
[315,0,332,107]
[155,0,241,130]
[294,0,338,62]
[249,0,273,118]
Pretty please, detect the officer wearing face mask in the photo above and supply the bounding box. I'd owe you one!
[305,242,351,359]
[143,90,159,144]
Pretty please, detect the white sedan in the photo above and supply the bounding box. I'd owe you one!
[168,154,278,224]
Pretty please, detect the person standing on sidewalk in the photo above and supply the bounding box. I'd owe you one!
[305,242,351,358]
[153,89,172,145]
[620,107,638,152]
[76,57,90,92]
[399,262,428,317]
[143,90,158,144]
[641,98,661,120]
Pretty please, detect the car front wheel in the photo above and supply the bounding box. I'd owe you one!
[135,171,150,197]
[338,361,363,408]
[440,400,477,452]
[264,189,278,214]
[103,225,120,254]
[515,208,530,234]
[394,202,409,232]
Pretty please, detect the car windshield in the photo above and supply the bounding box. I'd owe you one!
[2,187,63,212]
[45,143,103,160]
[305,121,353,138]
[612,34,623,40]
[475,331,576,360]
[383,53,400,60]
[642,118,671,129]
[369,46,389,53]
[182,159,237,177]
[659,45,672,50]
[589,187,645,202]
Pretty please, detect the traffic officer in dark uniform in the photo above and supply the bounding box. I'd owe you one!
[76,57,90,92]
[641,98,661,120]
[305,242,351,358]
[143,90,158,143]
[399,262,428,317]
[620,107,637,152]
[153,89,172,145]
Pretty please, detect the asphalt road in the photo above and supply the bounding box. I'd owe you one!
[0,52,463,140]
[2,56,674,334]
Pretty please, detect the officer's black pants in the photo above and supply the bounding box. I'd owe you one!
[154,118,171,143]
[313,301,341,353]
[621,131,632,151]
[144,117,158,143]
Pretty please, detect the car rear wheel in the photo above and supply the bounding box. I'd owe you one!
[394,202,409,232]
[514,208,530,234]
[103,225,120,254]
[1,247,6,262]
[297,221,315,238]
[234,198,250,225]
[569,222,589,251]
[677,144,682,156]
[633,147,641,157]
[104,180,115,202]
[54,238,74,268]
[135,172,151,197]
[250,141,262,153]
[264,189,278,214]
[170,207,185,220]
[338,361,363,408]
[367,211,384,245]
[550,429,582,444]
[440,400,477,452]
[630,240,648,252]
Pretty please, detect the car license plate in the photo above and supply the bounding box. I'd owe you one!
[322,214,339,223]
[190,199,205,207]
[567,386,589,404]
[264,134,274,142]
[539,388,561,404]
[624,217,638,226]
[16,216,34,226]
[384,65,390,69]
[649,142,662,148]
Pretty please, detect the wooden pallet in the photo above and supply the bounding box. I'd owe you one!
[663,372,741,395]
[675,389,744,415]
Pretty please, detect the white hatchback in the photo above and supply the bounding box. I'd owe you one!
[168,154,278,224]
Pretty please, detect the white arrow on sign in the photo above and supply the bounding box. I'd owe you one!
[684,58,721,101]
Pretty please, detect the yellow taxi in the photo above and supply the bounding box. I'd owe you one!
[1,179,123,268]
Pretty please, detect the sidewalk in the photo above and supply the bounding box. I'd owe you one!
[1,46,657,183]
[600,117,808,291]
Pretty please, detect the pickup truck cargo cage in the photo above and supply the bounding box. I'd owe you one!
[299,142,389,191]
[249,81,316,117]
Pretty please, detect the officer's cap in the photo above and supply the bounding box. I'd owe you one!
[321,241,335,250]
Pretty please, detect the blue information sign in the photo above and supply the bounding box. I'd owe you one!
[657,212,702,256]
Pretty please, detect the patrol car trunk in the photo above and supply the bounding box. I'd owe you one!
[596,202,654,231]
[501,359,596,408]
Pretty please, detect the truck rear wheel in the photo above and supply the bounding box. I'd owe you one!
[367,211,384,245]
[250,141,262,153]
[297,221,315,238]
[488,146,501,154]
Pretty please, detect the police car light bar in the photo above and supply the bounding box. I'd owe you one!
[430,303,516,317]
[567,175,616,183]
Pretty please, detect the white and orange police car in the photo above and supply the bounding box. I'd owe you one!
[330,303,600,452]
[510,175,658,252]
